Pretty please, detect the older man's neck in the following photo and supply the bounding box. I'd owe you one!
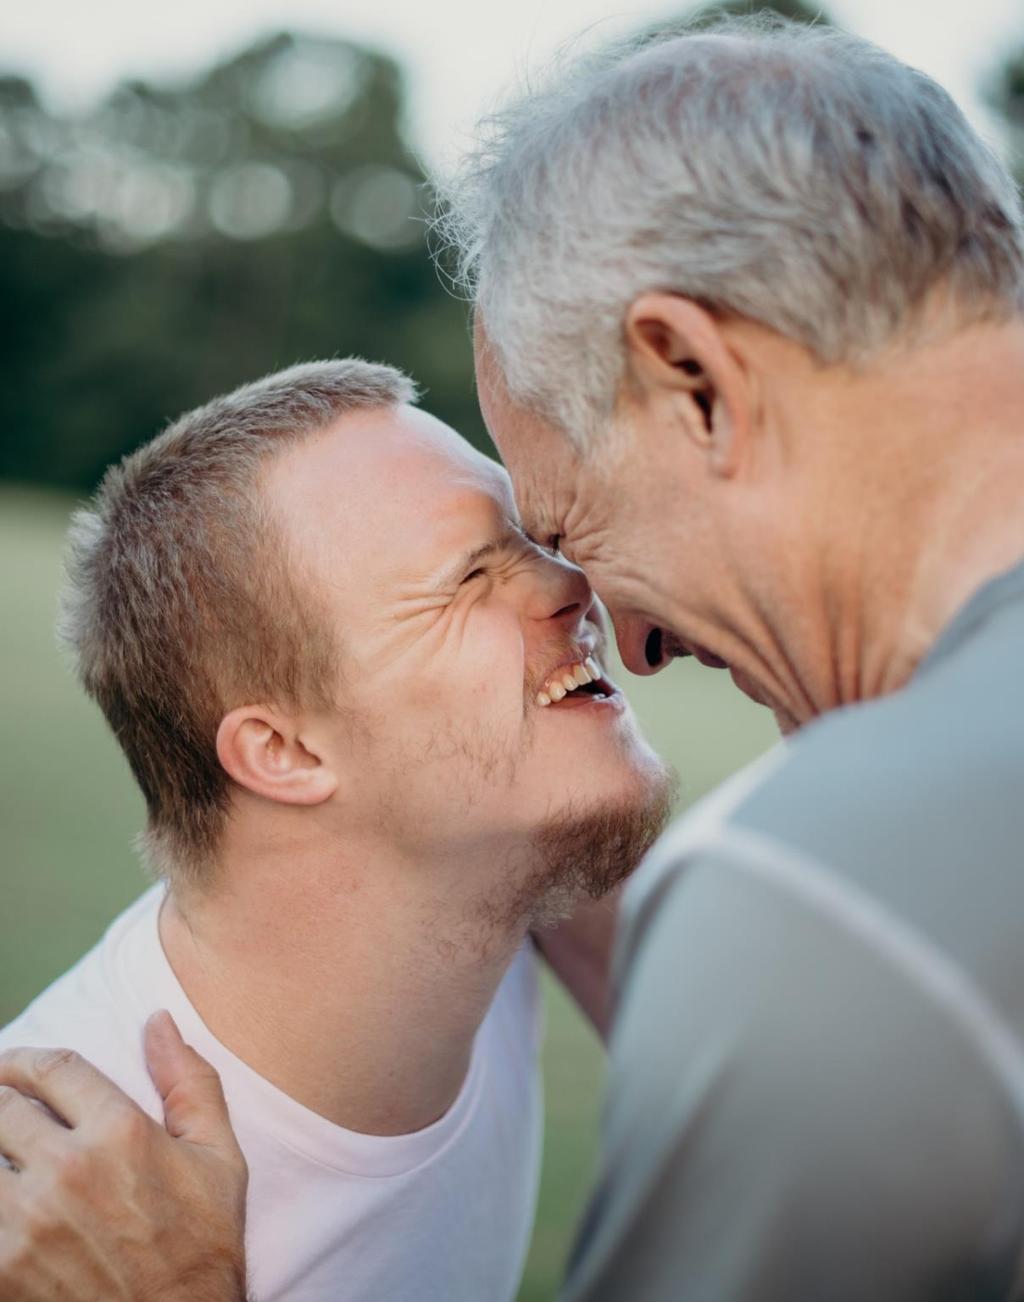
[781,313,1024,714]
[158,827,530,1136]
[860,316,1024,698]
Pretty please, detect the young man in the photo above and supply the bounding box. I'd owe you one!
[0,360,671,1301]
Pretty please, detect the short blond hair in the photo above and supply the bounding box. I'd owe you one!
[60,359,417,887]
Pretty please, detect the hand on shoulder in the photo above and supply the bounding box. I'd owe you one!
[0,1012,248,1301]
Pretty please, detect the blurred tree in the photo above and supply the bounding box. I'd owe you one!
[986,45,1024,184]
[4,12,1022,495]
[620,0,831,65]
[688,0,830,25]
[0,33,486,491]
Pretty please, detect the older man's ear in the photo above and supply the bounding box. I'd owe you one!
[216,706,338,806]
[623,292,752,478]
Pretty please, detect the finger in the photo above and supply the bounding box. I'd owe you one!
[0,1048,128,1131]
[0,1086,67,1170]
[144,1012,239,1156]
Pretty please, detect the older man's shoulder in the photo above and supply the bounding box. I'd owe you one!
[735,606,1023,884]
[624,591,1024,1030]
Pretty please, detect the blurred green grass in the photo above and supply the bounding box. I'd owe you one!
[0,482,777,1301]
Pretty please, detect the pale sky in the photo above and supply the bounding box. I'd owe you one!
[3,0,1022,170]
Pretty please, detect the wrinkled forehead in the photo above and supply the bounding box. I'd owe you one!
[266,402,516,580]
[474,327,578,535]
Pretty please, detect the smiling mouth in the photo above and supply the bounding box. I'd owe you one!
[536,655,619,707]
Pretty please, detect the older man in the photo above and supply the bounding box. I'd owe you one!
[0,360,670,1300]
[457,16,1024,1302]
[3,13,1024,1302]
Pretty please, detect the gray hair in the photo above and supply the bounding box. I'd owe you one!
[60,359,417,888]
[437,14,1024,442]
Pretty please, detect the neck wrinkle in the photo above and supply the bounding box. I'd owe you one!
[800,317,1024,714]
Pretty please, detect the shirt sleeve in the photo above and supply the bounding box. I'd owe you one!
[562,839,1024,1302]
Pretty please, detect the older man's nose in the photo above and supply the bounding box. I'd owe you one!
[613,614,671,676]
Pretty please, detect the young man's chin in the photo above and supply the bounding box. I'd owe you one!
[511,763,677,930]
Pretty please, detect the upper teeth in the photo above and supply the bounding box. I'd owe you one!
[537,656,602,707]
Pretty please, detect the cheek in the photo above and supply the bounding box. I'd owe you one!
[579,551,653,620]
[399,636,533,811]
[451,608,528,726]
[394,605,528,739]
[587,506,697,617]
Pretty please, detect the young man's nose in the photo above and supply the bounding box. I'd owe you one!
[527,555,594,628]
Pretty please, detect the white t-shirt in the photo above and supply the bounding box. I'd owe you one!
[0,885,544,1302]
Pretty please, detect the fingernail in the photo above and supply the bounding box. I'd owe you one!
[146,1009,177,1042]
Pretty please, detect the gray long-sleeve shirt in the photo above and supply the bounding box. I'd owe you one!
[567,558,1024,1302]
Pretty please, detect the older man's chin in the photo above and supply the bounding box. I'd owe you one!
[727,664,799,735]
[518,762,677,930]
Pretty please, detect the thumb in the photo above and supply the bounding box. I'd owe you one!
[144,1009,238,1154]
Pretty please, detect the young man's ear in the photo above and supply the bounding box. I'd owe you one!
[623,293,751,477]
[216,706,337,806]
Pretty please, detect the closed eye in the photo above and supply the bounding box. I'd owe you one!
[461,567,486,584]
[525,531,562,556]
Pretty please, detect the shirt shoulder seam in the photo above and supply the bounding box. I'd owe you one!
[714,823,1024,1105]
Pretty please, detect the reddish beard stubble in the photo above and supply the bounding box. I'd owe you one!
[489,760,678,931]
